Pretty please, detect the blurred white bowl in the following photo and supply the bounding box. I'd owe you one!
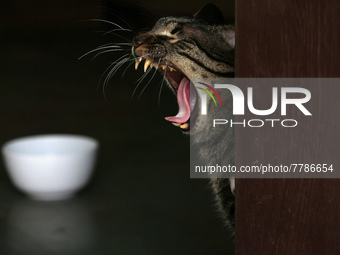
[2,134,98,201]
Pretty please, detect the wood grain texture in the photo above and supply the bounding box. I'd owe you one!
[235,0,340,254]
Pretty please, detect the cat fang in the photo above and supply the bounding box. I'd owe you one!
[134,57,176,72]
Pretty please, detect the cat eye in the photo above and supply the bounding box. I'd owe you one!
[157,35,174,41]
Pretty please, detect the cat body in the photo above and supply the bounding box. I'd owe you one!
[132,4,235,231]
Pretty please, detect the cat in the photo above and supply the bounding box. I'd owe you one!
[131,3,235,232]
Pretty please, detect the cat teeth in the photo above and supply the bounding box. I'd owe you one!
[135,58,153,72]
[135,60,169,72]
[144,60,152,72]
[180,123,189,129]
[172,122,188,129]
[135,59,174,72]
[135,58,142,70]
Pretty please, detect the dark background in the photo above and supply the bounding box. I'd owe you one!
[0,0,235,254]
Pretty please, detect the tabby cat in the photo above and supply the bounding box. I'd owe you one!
[132,4,235,231]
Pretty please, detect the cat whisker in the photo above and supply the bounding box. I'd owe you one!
[98,53,130,98]
[79,45,126,60]
[102,57,131,100]
[92,48,130,60]
[108,42,133,46]
[135,66,151,83]
[90,42,132,49]
[121,59,136,78]
[105,57,131,82]
[158,67,168,106]
[134,3,160,20]
[103,28,132,36]
[90,19,132,32]
[138,59,161,99]
[131,66,153,100]
[100,32,132,43]
[97,8,137,34]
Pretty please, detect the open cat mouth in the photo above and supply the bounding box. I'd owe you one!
[134,57,196,132]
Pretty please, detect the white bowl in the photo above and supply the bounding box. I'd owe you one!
[2,134,98,201]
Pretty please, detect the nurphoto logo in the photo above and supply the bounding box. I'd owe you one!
[197,82,312,128]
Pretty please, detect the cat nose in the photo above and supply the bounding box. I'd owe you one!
[132,33,154,47]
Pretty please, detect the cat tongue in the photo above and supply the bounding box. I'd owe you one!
[165,77,190,123]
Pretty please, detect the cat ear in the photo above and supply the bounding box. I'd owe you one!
[194,3,225,25]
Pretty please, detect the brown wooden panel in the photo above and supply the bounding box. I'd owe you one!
[236,0,340,254]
